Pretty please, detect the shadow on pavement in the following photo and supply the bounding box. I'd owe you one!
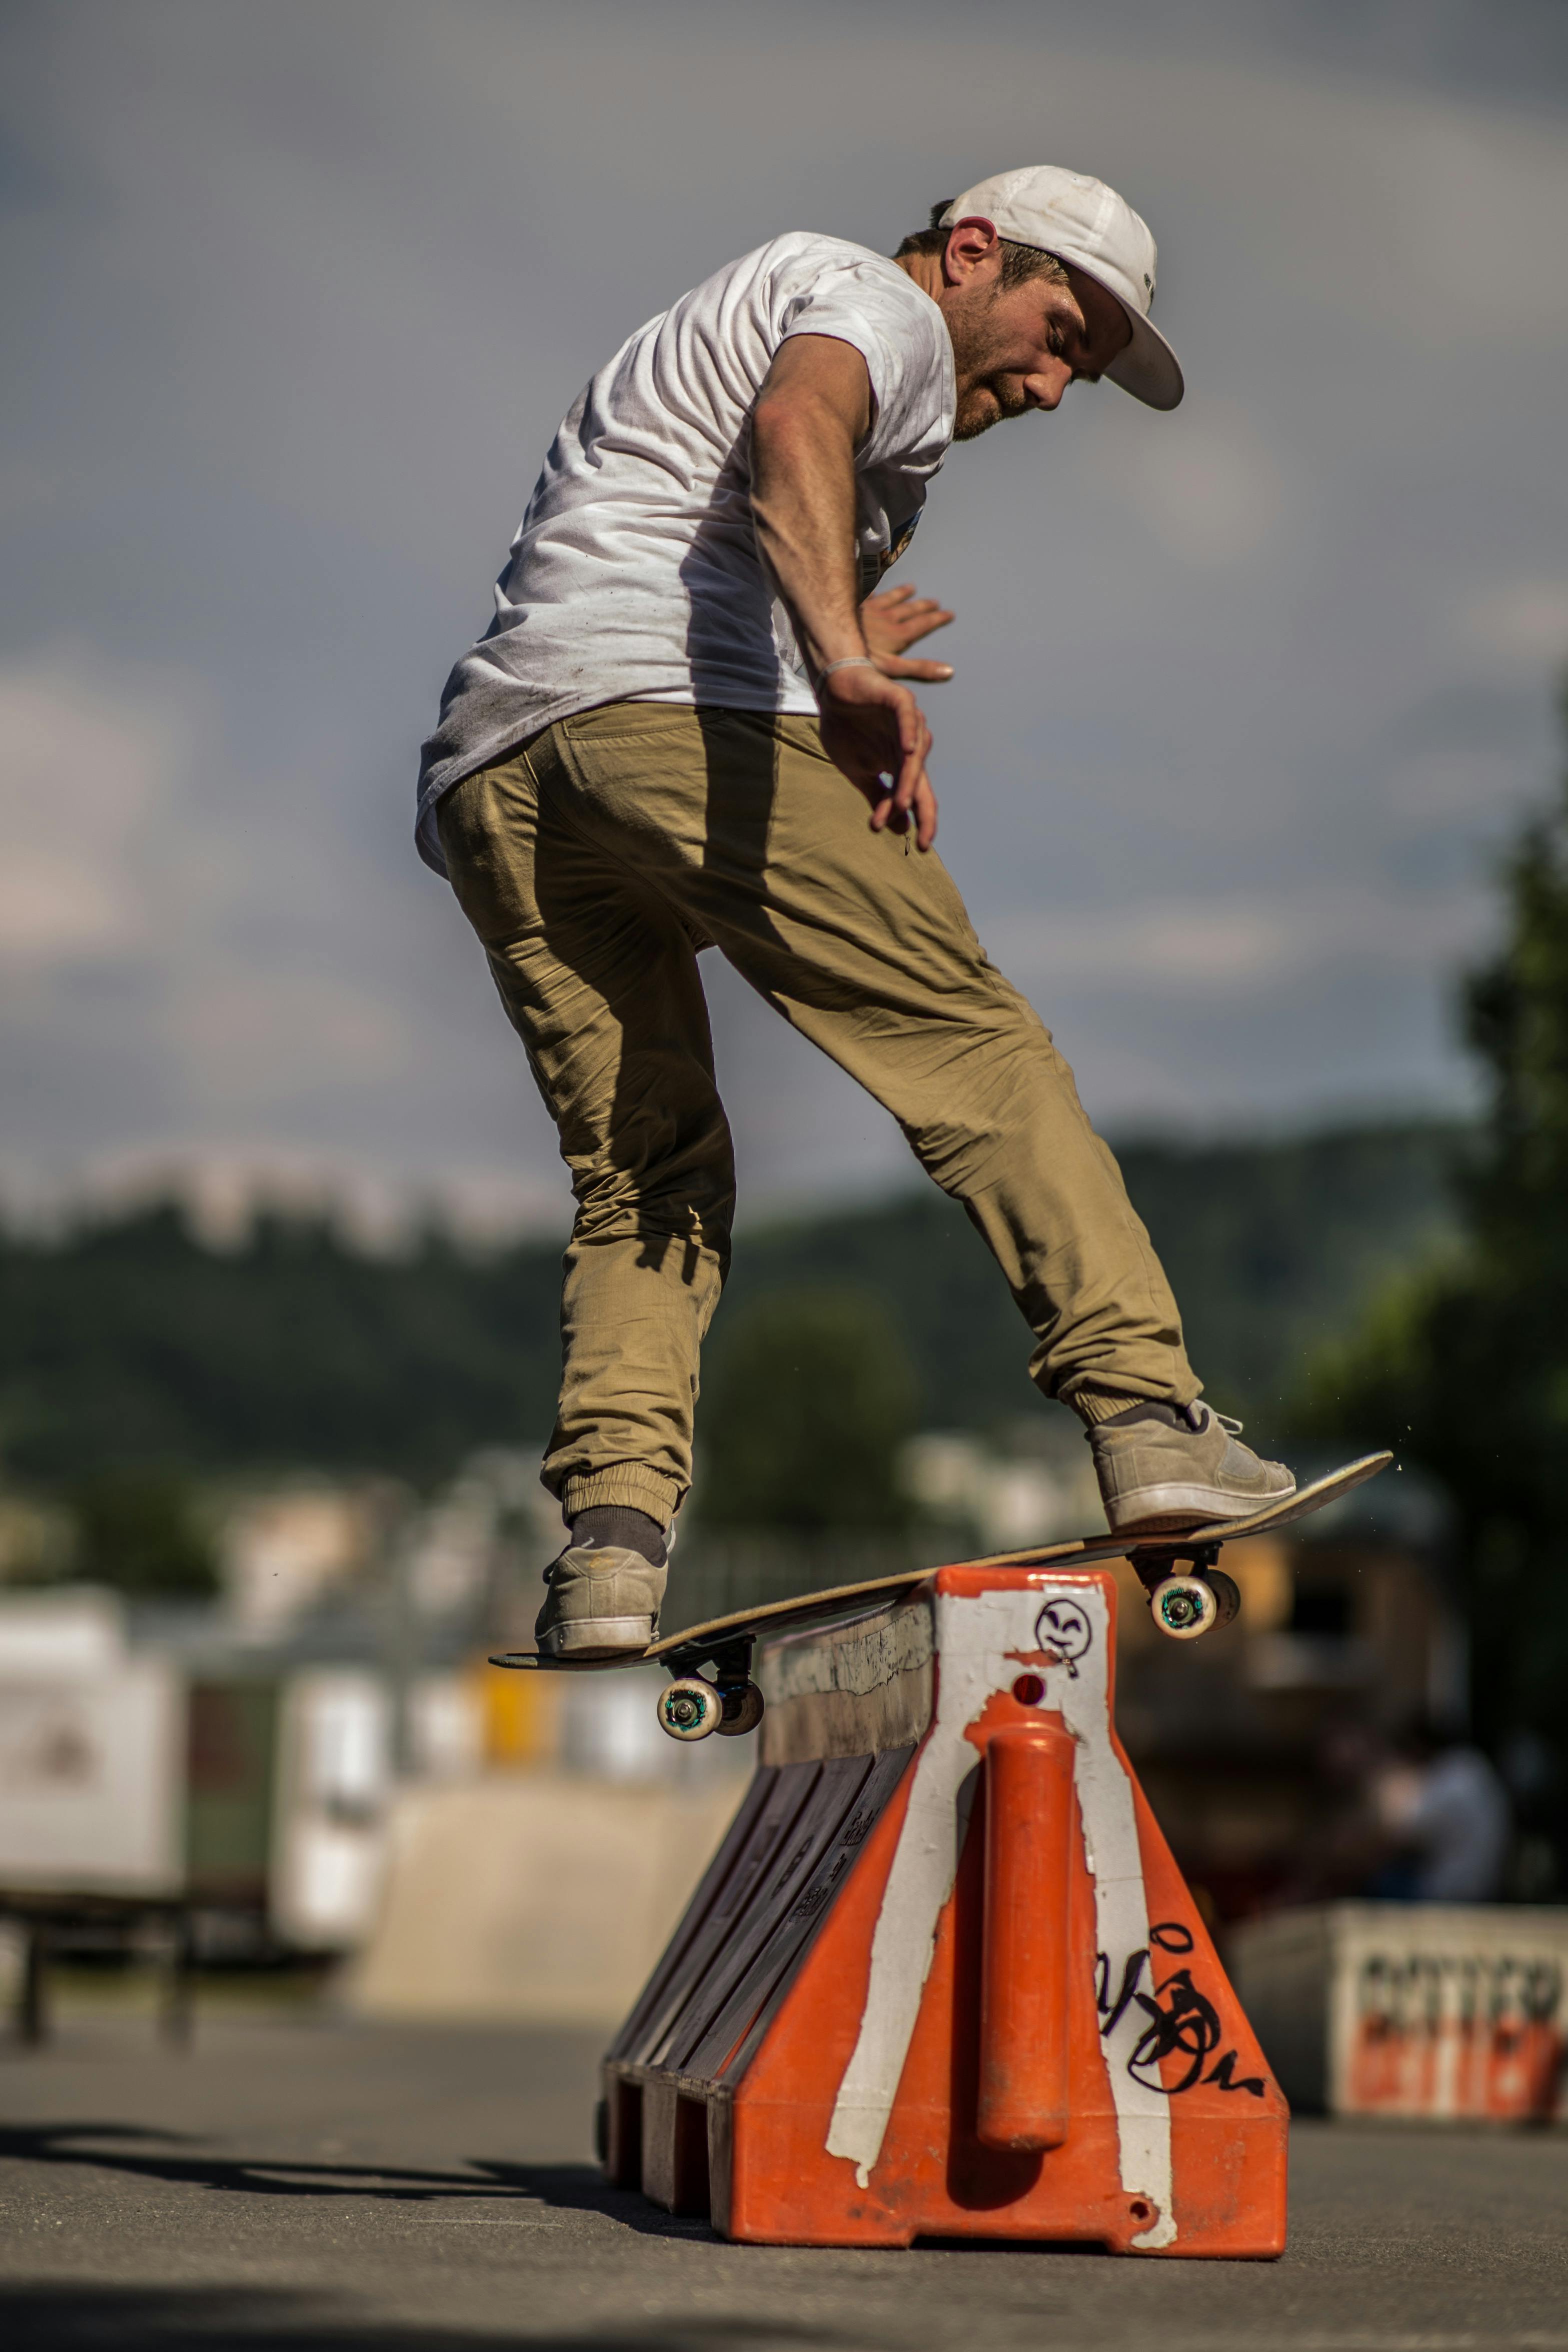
[0,2285,860,2352]
[0,2124,713,2238]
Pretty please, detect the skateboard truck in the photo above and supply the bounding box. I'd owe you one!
[1129,1539,1241,1642]
[655,1632,764,1742]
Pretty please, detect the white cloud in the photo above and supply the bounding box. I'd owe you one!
[982,880,1496,997]
[1089,399,1291,567]
[165,971,414,1103]
[0,461,62,525]
[0,645,467,1179]
[1460,581,1568,676]
[0,650,207,965]
[1381,743,1537,822]
[0,1134,570,1250]
[2,4,1563,1211]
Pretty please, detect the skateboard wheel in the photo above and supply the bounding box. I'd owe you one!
[1149,1574,1219,1641]
[717,1680,765,1737]
[657,1677,723,1741]
[1205,1568,1241,1628]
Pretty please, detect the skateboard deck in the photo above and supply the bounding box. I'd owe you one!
[490,1451,1391,1681]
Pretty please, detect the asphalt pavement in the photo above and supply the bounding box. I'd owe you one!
[1,2009,1564,2351]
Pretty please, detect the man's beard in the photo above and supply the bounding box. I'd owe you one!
[952,378,1030,440]
[948,302,1031,440]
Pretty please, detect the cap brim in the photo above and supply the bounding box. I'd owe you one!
[1103,304,1184,411]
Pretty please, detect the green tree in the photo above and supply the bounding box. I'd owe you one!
[71,1469,218,1597]
[697,1288,919,1532]
[1305,675,1568,1739]
[0,1204,560,1488]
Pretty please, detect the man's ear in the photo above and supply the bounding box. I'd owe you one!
[943,217,1002,285]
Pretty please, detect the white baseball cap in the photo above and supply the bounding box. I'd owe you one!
[938,166,1183,411]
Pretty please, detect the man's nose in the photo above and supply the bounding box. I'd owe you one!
[1024,360,1073,411]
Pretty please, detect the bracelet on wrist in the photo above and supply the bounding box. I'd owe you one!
[817,656,877,685]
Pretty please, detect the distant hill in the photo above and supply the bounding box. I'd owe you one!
[0,1121,1465,1488]
[722,1121,1467,1429]
[1117,1122,1467,1416]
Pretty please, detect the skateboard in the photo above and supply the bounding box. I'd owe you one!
[490,1452,1391,1742]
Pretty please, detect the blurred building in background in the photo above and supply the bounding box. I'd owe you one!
[0,1406,1490,2024]
[0,1442,753,2033]
[1109,1461,1469,1923]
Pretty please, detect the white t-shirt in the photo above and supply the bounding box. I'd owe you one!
[416,233,955,872]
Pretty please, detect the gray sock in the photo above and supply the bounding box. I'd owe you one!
[571,1506,668,1566]
[1095,1399,1204,1433]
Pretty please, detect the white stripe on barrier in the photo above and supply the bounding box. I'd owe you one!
[825,1581,1175,2249]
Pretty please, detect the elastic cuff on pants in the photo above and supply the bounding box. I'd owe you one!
[1068,1384,1202,1428]
[559,1466,681,1528]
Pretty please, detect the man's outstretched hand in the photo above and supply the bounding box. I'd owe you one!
[811,581,952,849]
[861,583,956,681]
[817,660,938,852]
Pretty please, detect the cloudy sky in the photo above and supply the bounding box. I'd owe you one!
[4,0,1566,1233]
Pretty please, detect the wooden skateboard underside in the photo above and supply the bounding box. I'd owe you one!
[490,1451,1392,1675]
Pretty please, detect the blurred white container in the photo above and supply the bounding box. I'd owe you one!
[899,1431,1100,1549]
[560,1667,754,1786]
[269,1669,393,1950]
[1229,1901,1568,2123]
[561,1670,678,1782]
[409,1671,485,1781]
[0,1591,183,1896]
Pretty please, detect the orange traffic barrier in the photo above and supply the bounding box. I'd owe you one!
[601,1562,1288,2253]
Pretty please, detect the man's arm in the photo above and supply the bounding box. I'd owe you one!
[749,334,938,850]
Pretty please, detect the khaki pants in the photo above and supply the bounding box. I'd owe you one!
[438,703,1198,1524]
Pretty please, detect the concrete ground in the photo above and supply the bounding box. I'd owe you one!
[1,2009,1564,2351]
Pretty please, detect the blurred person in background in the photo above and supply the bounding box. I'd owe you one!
[1370,1723,1512,1904]
[418,167,1299,1660]
[1497,1729,1567,1901]
[1285,1719,1397,1904]
[1292,1718,1511,1906]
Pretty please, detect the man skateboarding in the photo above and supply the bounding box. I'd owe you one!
[419,165,1295,1660]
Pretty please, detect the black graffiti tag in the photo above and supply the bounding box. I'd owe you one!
[1096,1921,1266,2099]
[1126,1965,1229,2093]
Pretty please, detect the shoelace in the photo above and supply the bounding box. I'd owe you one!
[1183,1402,1244,1437]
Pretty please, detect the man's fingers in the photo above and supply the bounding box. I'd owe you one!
[887,705,928,829]
[867,700,918,834]
[818,675,937,842]
[861,584,956,654]
[891,600,955,641]
[868,758,937,846]
[913,772,939,850]
[876,655,954,682]
[871,586,946,616]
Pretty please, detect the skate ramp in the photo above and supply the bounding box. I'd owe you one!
[346,1768,745,2026]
